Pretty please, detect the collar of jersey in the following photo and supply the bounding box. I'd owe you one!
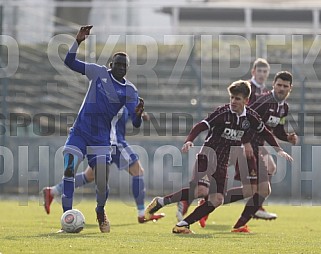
[108,69,127,86]
[251,77,265,89]
[229,105,247,117]
[271,90,285,106]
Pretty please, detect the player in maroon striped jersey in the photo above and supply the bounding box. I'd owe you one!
[239,58,279,220]
[228,71,298,232]
[144,80,292,234]
[248,58,270,104]
[176,58,273,225]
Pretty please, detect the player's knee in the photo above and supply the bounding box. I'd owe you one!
[268,163,277,175]
[242,185,254,198]
[85,167,95,182]
[208,193,224,207]
[128,161,143,176]
[257,182,271,198]
[216,195,224,206]
[196,185,209,197]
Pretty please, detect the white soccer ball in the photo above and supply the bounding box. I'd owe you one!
[60,209,85,233]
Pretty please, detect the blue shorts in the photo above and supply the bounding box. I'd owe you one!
[111,142,139,170]
[63,128,112,168]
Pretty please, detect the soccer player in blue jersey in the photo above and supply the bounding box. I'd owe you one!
[43,107,164,224]
[61,25,143,233]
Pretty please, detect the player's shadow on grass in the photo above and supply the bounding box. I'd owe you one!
[203,224,232,231]
[173,233,215,238]
[82,222,139,228]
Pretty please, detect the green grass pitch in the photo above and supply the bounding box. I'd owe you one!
[1,197,321,253]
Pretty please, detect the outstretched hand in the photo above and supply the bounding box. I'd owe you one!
[181,141,194,153]
[287,133,298,145]
[277,150,293,161]
[76,25,93,44]
[135,97,145,117]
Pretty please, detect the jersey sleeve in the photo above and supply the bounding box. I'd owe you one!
[64,41,98,79]
[272,117,288,141]
[249,113,282,151]
[184,121,209,143]
[272,104,289,141]
[125,90,142,128]
[184,108,221,143]
[204,107,222,129]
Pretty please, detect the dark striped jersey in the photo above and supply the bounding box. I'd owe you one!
[249,91,289,146]
[202,104,265,150]
[248,79,268,105]
[185,103,281,176]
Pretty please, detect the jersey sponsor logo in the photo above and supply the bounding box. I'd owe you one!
[241,119,250,130]
[279,117,286,125]
[266,115,281,127]
[221,128,244,141]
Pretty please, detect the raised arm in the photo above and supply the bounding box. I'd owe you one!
[181,121,208,153]
[64,25,93,75]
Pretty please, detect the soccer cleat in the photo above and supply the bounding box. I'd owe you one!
[42,187,54,215]
[144,197,163,220]
[197,199,208,228]
[231,225,251,233]
[176,201,189,222]
[253,207,277,220]
[172,224,194,234]
[96,210,110,233]
[199,215,209,228]
[138,213,165,223]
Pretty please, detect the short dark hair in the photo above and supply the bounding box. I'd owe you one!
[273,71,293,85]
[112,52,128,60]
[228,80,251,98]
[252,58,270,70]
[109,52,130,68]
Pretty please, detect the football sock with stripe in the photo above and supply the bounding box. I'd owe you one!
[55,172,90,196]
[62,177,75,212]
[132,175,145,215]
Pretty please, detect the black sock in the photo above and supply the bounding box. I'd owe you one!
[163,187,191,205]
[233,193,265,228]
[184,201,215,225]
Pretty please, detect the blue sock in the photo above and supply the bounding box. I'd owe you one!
[96,185,109,213]
[55,172,89,196]
[75,172,90,188]
[132,175,145,212]
[62,177,74,212]
[55,182,63,196]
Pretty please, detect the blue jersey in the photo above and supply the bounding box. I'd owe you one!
[110,107,128,146]
[110,107,139,170]
[64,41,142,143]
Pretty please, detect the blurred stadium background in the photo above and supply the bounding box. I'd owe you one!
[1,0,321,202]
